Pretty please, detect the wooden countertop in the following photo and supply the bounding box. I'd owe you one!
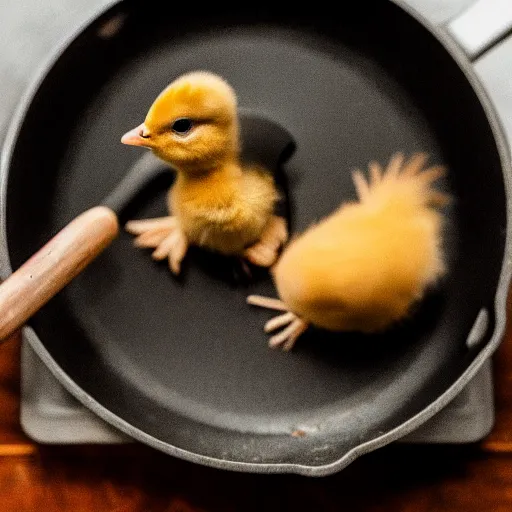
[1,296,512,511]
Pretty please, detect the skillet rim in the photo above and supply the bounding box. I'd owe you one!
[0,0,510,476]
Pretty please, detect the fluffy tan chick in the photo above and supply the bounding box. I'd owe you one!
[121,71,287,274]
[248,153,448,351]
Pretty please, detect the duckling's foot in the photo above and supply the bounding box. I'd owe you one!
[247,295,308,351]
[244,216,288,267]
[125,216,188,275]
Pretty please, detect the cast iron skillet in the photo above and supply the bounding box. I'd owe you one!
[1,0,511,475]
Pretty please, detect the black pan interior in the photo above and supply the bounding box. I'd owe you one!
[5,2,506,467]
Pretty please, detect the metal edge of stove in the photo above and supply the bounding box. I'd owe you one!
[401,360,494,443]
[11,0,498,446]
[20,342,131,444]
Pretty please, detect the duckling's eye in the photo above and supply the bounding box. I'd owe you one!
[171,118,193,135]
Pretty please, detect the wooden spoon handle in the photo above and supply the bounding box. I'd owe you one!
[0,206,119,341]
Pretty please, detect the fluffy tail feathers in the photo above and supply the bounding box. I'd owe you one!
[352,152,450,210]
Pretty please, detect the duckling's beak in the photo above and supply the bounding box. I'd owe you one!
[121,123,151,147]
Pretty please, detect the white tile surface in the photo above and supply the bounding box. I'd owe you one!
[448,0,512,58]
[404,0,476,24]
[0,0,110,135]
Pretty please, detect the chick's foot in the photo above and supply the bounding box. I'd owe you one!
[244,216,288,267]
[125,216,188,275]
[247,295,308,351]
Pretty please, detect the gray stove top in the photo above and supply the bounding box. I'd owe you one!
[19,343,494,444]
[1,0,510,446]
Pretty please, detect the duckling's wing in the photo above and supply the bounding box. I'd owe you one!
[241,165,281,220]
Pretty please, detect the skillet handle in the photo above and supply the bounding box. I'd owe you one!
[0,206,119,342]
